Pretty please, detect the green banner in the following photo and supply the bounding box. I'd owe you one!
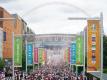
[76,35,83,65]
[38,48,43,64]
[14,36,22,67]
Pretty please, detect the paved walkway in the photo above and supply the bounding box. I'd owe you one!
[90,72,107,80]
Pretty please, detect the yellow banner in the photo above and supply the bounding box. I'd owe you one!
[87,20,101,72]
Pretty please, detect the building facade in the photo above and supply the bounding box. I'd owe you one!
[0,7,32,60]
[34,34,76,48]
[0,7,14,59]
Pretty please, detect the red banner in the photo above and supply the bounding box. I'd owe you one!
[34,48,38,64]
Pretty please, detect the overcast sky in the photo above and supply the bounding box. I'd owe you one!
[0,0,107,34]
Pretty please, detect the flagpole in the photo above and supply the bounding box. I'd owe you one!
[26,40,28,74]
[72,65,73,72]
[76,65,78,78]
[70,64,71,71]
[100,12,104,80]
[83,30,86,80]
[33,43,34,72]
[12,32,15,80]
[38,48,39,70]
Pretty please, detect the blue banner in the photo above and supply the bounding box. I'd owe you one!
[70,41,76,64]
[27,43,33,65]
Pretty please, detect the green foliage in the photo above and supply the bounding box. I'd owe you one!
[35,64,38,69]
[86,73,100,80]
[27,66,33,73]
[103,68,107,73]
[78,67,83,74]
[103,35,107,68]
[22,50,26,71]
[0,58,4,69]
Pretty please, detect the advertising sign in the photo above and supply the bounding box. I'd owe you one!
[87,20,100,72]
[14,36,22,67]
[76,35,83,65]
[27,43,33,65]
[34,48,38,64]
[70,41,76,64]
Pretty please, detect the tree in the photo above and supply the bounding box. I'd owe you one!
[22,49,26,71]
[0,58,5,69]
[103,35,107,68]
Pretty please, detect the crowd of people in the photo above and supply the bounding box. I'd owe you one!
[0,65,85,80]
[24,65,84,80]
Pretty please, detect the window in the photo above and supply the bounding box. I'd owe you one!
[92,34,96,42]
[92,37,96,42]
[92,50,96,53]
[92,44,96,50]
[92,42,96,45]
[92,45,96,48]
[92,24,96,31]
[3,31,6,41]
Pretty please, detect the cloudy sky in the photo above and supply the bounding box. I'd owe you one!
[0,0,107,34]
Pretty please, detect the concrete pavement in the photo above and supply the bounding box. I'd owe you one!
[90,72,107,80]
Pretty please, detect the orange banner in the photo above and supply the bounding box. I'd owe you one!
[42,49,47,64]
[87,20,101,72]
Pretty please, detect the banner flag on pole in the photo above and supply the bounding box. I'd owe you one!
[42,49,47,64]
[27,43,33,65]
[38,48,43,64]
[68,48,70,64]
[64,49,66,63]
[34,48,38,64]
[76,35,83,65]
[64,48,69,64]
[87,20,101,72]
[70,41,76,65]
[14,36,22,67]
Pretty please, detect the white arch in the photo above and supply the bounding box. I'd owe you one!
[22,1,90,17]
